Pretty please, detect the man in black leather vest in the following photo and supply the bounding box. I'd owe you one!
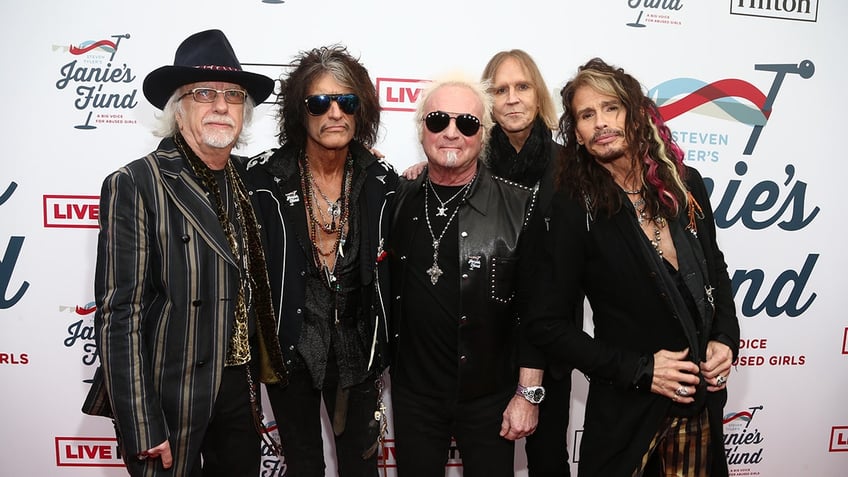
[389,74,540,477]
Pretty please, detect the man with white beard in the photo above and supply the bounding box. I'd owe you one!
[388,74,541,477]
[82,29,286,477]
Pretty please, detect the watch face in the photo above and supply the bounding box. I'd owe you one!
[531,388,544,402]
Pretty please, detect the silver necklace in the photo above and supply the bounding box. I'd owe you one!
[423,177,474,285]
[428,179,472,217]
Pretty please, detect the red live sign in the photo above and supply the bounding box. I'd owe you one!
[43,195,99,229]
[376,78,430,112]
[55,437,124,467]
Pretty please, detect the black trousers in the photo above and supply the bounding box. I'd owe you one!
[266,359,379,477]
[392,384,515,477]
[190,363,260,477]
[524,371,572,477]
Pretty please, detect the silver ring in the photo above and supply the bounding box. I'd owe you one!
[716,375,727,386]
[675,386,689,397]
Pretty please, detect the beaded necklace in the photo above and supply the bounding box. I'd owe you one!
[299,154,353,287]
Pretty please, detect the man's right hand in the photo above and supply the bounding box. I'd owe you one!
[139,440,172,469]
[402,161,427,180]
[651,348,700,404]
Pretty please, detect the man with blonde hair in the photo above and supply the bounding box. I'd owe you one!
[389,74,538,476]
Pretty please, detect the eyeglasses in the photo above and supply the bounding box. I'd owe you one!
[304,94,360,116]
[424,111,481,137]
[179,87,247,104]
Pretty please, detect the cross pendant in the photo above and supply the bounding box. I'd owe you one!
[426,262,443,285]
[436,206,447,217]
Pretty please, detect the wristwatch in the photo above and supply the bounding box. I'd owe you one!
[516,384,545,404]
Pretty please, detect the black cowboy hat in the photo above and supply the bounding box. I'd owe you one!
[143,29,274,110]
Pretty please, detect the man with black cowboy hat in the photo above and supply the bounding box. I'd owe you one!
[82,29,286,477]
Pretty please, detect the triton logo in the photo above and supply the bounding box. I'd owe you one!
[376,78,430,112]
[731,0,819,22]
[43,195,99,229]
[648,59,814,155]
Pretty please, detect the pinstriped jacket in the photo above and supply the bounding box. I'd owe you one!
[82,137,266,477]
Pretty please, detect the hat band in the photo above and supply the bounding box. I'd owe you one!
[194,65,241,72]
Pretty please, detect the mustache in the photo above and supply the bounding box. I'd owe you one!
[591,128,625,142]
[202,115,236,126]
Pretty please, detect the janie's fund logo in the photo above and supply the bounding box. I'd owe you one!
[724,405,765,474]
[53,34,139,129]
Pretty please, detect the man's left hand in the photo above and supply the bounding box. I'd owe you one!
[499,395,539,441]
[700,340,733,392]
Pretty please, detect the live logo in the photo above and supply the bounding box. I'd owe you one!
[830,427,848,452]
[376,78,430,112]
[43,195,100,229]
[55,437,124,467]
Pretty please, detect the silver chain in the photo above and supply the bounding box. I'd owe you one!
[423,176,474,285]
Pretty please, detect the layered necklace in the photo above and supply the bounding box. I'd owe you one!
[300,154,353,288]
[424,175,475,285]
[630,192,667,259]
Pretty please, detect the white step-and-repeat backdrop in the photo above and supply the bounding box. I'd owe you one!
[1,1,845,475]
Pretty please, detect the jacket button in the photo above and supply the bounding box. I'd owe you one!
[459,315,468,324]
[300,270,306,277]
[181,234,190,243]
[296,308,302,314]
[459,355,467,364]
[461,273,469,279]
[400,255,407,261]
[192,299,202,306]
[395,295,401,300]
[460,231,468,238]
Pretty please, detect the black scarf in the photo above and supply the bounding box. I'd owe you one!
[488,116,551,187]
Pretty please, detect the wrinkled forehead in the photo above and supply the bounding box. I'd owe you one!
[426,84,483,117]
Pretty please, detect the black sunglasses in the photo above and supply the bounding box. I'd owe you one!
[424,111,481,137]
[304,93,360,116]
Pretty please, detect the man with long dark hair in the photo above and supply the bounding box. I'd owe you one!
[525,58,739,476]
[244,45,397,477]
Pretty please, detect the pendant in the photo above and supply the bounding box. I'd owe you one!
[436,206,447,217]
[426,241,443,284]
[328,203,340,217]
[426,262,443,285]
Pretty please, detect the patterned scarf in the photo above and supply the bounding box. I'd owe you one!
[174,134,286,384]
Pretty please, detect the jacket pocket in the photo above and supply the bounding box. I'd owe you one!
[490,256,517,304]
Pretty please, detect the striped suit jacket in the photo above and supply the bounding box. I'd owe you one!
[82,137,254,476]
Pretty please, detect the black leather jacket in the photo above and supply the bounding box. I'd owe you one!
[390,162,535,399]
[243,142,398,376]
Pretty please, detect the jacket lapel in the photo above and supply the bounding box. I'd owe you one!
[611,205,703,358]
[151,147,236,267]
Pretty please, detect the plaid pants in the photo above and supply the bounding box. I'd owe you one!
[634,409,711,477]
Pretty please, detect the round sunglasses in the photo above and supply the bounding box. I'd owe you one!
[424,111,481,137]
[304,93,360,116]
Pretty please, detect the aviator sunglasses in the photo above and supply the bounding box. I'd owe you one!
[304,93,361,116]
[424,111,481,137]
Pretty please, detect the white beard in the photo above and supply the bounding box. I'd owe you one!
[445,150,458,167]
[202,129,237,148]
